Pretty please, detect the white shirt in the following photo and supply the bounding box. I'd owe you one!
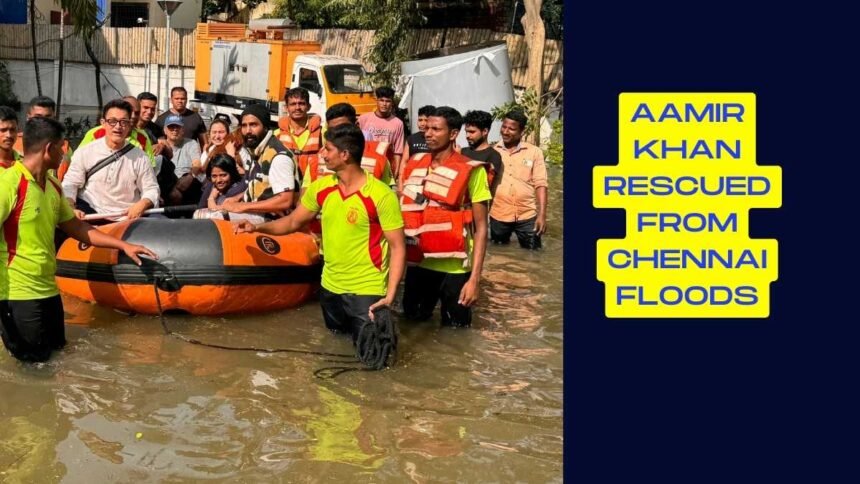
[62,138,160,214]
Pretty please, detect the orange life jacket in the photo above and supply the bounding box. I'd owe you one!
[277,114,323,178]
[400,151,484,264]
[360,140,391,180]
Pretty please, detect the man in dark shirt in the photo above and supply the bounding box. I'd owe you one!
[155,86,207,148]
[402,105,434,163]
[461,110,503,196]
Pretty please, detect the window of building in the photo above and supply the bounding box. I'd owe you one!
[110,2,149,28]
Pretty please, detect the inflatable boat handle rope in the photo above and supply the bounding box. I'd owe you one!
[151,276,397,379]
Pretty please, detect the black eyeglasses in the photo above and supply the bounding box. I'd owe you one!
[105,119,132,128]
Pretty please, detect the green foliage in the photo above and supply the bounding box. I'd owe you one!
[545,119,563,165]
[492,87,564,162]
[55,0,100,35]
[202,0,267,20]
[64,116,94,148]
[270,0,425,86]
[542,0,564,40]
[0,62,22,111]
[490,87,545,139]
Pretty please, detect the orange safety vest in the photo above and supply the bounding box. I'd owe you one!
[360,140,391,180]
[400,151,484,264]
[277,114,323,178]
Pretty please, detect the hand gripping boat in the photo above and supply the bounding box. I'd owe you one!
[55,219,321,315]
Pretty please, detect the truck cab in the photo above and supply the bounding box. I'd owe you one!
[289,55,376,123]
[193,22,375,125]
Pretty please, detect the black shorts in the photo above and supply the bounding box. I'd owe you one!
[0,295,66,363]
[402,266,472,327]
[490,216,542,250]
[319,287,389,342]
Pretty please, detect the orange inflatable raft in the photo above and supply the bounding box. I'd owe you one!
[56,218,321,315]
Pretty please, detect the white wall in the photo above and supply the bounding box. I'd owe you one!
[4,59,194,113]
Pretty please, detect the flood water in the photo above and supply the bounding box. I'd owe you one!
[1,171,563,482]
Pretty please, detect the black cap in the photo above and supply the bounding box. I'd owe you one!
[240,104,272,129]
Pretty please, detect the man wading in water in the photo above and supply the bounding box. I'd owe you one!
[234,124,405,368]
[1,117,156,363]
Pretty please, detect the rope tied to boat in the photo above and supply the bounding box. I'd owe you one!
[151,276,397,378]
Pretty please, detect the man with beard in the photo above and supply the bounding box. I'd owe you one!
[461,110,502,197]
[221,104,298,219]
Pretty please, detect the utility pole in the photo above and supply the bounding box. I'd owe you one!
[156,1,185,111]
[56,9,65,118]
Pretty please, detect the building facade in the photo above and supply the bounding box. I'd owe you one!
[6,0,205,29]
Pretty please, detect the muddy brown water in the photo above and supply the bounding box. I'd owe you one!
[1,170,563,483]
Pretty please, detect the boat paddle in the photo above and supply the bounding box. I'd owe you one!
[82,204,199,221]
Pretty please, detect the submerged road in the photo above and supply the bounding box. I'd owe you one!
[1,169,564,482]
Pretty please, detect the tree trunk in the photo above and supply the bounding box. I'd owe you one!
[84,33,102,110]
[521,0,545,145]
[30,0,43,96]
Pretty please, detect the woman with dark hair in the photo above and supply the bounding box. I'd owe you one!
[199,115,243,179]
[198,153,247,209]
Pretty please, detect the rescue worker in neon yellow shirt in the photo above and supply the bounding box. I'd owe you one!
[0,117,157,363]
[0,106,20,170]
[11,97,73,179]
[234,124,405,369]
[77,96,156,168]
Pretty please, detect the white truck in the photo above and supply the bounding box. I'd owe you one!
[193,20,376,123]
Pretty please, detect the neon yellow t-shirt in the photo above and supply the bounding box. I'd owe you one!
[0,150,22,172]
[0,162,75,300]
[301,170,404,296]
[418,167,492,274]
